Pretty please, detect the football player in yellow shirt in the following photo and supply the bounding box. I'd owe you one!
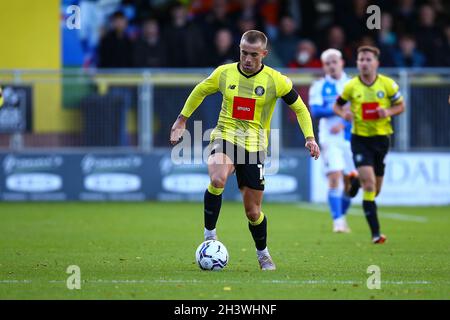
[170,30,320,270]
[333,46,405,244]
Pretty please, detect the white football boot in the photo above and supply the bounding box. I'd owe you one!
[333,217,351,233]
[204,228,217,241]
[257,248,276,271]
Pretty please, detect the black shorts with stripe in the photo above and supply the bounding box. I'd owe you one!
[209,139,265,191]
[351,134,390,177]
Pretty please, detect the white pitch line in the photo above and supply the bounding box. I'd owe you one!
[296,203,428,223]
[153,279,437,285]
[0,280,32,283]
[1,279,442,285]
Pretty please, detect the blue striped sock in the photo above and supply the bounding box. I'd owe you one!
[328,188,343,220]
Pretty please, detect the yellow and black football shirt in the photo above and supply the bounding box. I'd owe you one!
[180,62,314,152]
[338,74,403,137]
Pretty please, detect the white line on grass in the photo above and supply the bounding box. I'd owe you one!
[1,279,440,285]
[296,203,428,223]
[153,279,436,285]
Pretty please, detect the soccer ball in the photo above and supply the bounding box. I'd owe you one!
[195,240,228,271]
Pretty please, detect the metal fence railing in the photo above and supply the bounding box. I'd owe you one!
[0,68,449,152]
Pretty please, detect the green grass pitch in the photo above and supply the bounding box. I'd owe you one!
[0,202,449,299]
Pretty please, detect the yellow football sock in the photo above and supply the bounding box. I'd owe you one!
[363,191,376,201]
[207,184,224,196]
[249,212,265,226]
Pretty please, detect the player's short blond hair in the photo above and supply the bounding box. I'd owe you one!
[241,30,268,49]
[320,48,342,62]
[357,45,380,58]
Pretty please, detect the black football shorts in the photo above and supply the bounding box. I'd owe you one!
[209,139,265,191]
[351,134,390,177]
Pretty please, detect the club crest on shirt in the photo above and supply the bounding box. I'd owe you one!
[255,86,265,96]
[376,90,385,98]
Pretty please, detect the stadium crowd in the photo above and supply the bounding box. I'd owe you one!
[77,0,450,69]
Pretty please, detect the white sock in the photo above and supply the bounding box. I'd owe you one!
[334,216,346,224]
[204,228,216,239]
[256,247,269,256]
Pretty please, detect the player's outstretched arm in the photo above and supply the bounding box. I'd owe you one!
[168,67,222,145]
[284,92,320,160]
